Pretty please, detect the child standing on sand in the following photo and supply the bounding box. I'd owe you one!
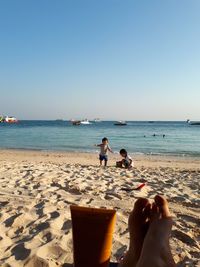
[116,148,133,169]
[94,137,113,166]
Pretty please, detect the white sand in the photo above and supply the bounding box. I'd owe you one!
[0,150,199,267]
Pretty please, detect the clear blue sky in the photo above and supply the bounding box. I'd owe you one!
[0,0,199,120]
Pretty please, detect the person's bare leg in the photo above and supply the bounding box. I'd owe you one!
[119,198,151,267]
[136,195,176,267]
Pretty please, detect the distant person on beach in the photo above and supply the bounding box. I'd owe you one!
[94,137,113,166]
[116,149,133,169]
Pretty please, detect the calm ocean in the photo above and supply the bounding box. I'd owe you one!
[0,121,199,157]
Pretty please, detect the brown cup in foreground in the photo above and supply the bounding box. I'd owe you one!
[70,205,116,267]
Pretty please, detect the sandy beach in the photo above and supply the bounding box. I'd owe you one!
[0,149,199,267]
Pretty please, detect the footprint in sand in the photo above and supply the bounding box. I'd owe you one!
[29,222,50,235]
[105,192,122,200]
[0,201,9,207]
[68,188,82,195]
[178,214,200,226]
[50,211,60,219]
[11,243,31,261]
[61,220,72,231]
[4,213,23,227]
[172,229,199,248]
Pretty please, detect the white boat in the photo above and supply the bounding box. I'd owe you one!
[80,119,91,125]
[114,120,127,126]
[4,116,18,123]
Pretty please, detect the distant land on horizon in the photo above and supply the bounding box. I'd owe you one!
[1,118,193,122]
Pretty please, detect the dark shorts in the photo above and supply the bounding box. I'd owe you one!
[122,159,131,168]
[124,159,130,167]
[99,154,108,161]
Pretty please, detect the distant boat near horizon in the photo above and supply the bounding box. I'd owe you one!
[114,120,127,126]
[80,119,92,125]
[189,122,200,126]
[70,119,81,126]
[72,120,81,126]
[186,119,200,126]
[0,116,18,123]
[70,119,92,125]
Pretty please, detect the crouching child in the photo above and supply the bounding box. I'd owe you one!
[116,149,133,169]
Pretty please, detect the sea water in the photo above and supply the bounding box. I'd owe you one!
[0,121,199,157]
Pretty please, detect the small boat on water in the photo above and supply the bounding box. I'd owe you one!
[5,116,18,123]
[71,119,91,125]
[71,119,81,126]
[2,116,18,123]
[114,120,127,126]
[186,119,200,126]
[80,119,91,125]
[189,122,200,126]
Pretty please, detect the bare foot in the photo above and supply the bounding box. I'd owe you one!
[136,195,176,267]
[119,198,151,267]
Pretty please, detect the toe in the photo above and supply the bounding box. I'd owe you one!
[154,195,171,218]
[128,198,150,231]
[133,198,150,215]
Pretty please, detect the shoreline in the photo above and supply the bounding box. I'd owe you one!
[0,148,200,169]
[1,147,200,158]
